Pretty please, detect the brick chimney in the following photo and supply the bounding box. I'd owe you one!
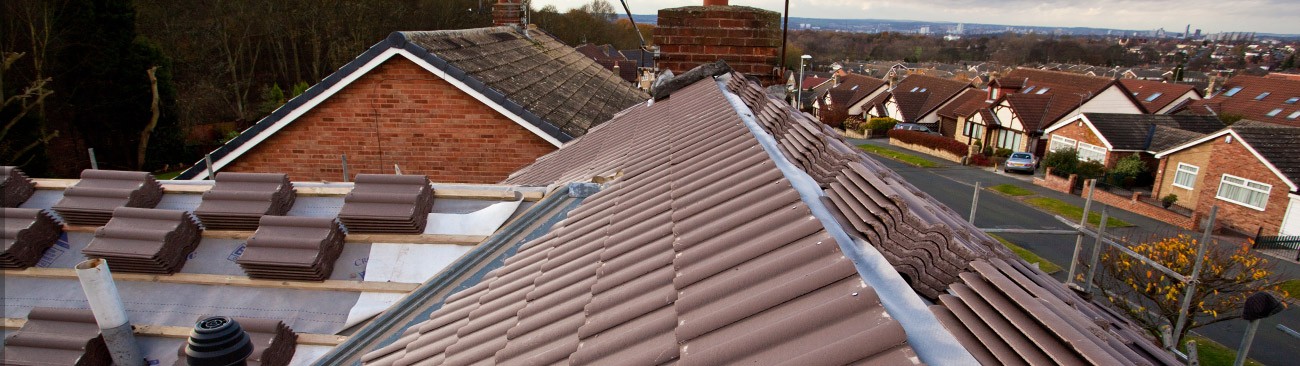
[655,1,781,85]
[493,0,523,27]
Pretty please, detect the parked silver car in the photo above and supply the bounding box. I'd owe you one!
[893,123,938,134]
[1003,152,1038,174]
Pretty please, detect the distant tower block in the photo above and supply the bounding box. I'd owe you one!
[655,1,782,85]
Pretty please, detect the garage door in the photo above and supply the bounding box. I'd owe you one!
[1282,194,1300,236]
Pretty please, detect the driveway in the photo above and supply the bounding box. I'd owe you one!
[848,137,1300,365]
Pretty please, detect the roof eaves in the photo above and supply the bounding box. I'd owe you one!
[716,76,979,366]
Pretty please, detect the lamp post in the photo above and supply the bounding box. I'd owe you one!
[1233,292,1284,366]
[797,54,811,110]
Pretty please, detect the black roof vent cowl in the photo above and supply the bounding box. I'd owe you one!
[185,316,254,366]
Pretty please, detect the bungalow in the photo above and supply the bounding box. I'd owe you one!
[1043,113,1223,168]
[936,88,991,139]
[1118,79,1202,114]
[1153,120,1300,236]
[982,68,1143,156]
[819,73,888,126]
[1178,75,1300,127]
[869,75,971,130]
[176,25,648,183]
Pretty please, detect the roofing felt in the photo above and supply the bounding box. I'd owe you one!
[1229,120,1300,188]
[402,28,648,139]
[891,74,972,120]
[176,26,648,180]
[2,166,35,207]
[2,307,110,365]
[1184,75,1300,127]
[1119,79,1199,113]
[363,75,932,365]
[1080,113,1224,151]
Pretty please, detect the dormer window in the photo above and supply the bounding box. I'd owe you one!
[1223,86,1243,96]
[1255,92,1271,100]
[1145,92,1163,102]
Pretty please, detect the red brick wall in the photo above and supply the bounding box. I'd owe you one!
[1193,136,1292,235]
[1033,167,1077,194]
[655,5,781,84]
[222,58,557,184]
[1082,179,1196,229]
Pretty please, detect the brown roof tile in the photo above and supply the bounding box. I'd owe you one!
[1229,120,1300,186]
[1185,75,1300,127]
[1003,68,1121,129]
[937,89,989,119]
[2,166,36,208]
[1119,79,1199,113]
[830,73,888,108]
[3,307,111,365]
[1006,93,1055,132]
[891,74,972,120]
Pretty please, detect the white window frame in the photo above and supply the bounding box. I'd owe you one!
[1077,142,1107,163]
[1216,174,1272,211]
[1172,163,1198,189]
[1050,135,1077,152]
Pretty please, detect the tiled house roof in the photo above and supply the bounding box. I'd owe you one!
[1006,93,1054,131]
[937,89,990,119]
[1119,79,1201,113]
[1001,68,1121,131]
[177,26,647,180]
[831,73,888,108]
[1182,75,1300,126]
[352,69,1178,365]
[1061,113,1224,151]
[1228,120,1300,187]
[890,74,972,122]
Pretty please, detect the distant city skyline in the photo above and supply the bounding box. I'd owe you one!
[528,0,1300,35]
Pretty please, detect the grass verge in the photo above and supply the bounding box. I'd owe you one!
[1279,279,1300,302]
[1025,197,1132,228]
[857,145,939,168]
[989,183,1033,196]
[989,234,1063,274]
[154,170,183,180]
[1184,335,1262,366]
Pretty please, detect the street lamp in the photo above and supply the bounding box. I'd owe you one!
[797,54,811,110]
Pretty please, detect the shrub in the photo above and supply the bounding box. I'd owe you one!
[994,148,1013,158]
[968,153,993,167]
[1075,160,1106,181]
[866,117,898,134]
[1109,153,1149,188]
[1043,148,1079,177]
[887,129,966,156]
[843,116,866,133]
[1161,194,1178,208]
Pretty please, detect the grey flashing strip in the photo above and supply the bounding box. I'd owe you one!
[312,183,597,365]
[715,76,979,366]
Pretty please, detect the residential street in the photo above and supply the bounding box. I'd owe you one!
[849,138,1300,365]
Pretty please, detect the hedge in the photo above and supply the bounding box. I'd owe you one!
[887,129,967,157]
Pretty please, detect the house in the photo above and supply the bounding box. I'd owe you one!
[1179,75,1300,127]
[799,75,833,111]
[1122,68,1168,81]
[983,68,1144,155]
[576,44,639,84]
[335,66,1178,366]
[870,74,971,129]
[823,73,889,125]
[1119,79,1203,114]
[176,26,648,183]
[1153,120,1300,236]
[1043,113,1224,168]
[937,88,991,138]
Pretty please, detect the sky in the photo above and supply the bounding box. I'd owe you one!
[528,0,1300,35]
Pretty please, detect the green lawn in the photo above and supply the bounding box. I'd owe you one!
[154,170,183,180]
[1184,335,1262,366]
[989,234,1063,274]
[1025,197,1132,228]
[989,183,1034,196]
[1280,279,1300,302]
[857,145,939,168]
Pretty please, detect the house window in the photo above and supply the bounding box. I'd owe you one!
[1286,97,1299,104]
[1023,86,1036,93]
[1216,174,1271,210]
[1077,142,1107,163]
[1223,86,1243,96]
[1172,163,1198,189]
[1289,111,1300,120]
[998,131,1023,150]
[1036,88,1050,94]
[1144,92,1163,102]
[910,87,919,92]
[1266,108,1283,117]
[1255,92,1271,100]
[1050,135,1077,152]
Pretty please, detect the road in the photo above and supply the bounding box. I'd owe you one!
[850,138,1300,365]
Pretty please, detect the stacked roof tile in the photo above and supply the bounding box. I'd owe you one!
[81,207,203,274]
[932,258,1181,365]
[51,170,164,226]
[237,216,346,281]
[2,208,63,269]
[2,166,36,207]
[194,173,296,230]
[2,307,111,366]
[362,75,920,365]
[338,174,434,234]
[172,317,298,366]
